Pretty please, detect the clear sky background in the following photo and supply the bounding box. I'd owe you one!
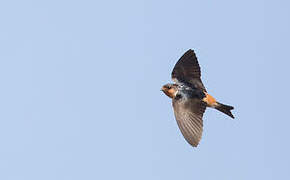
[0,0,290,179]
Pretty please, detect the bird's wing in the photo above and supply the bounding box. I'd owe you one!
[171,49,207,92]
[172,98,206,147]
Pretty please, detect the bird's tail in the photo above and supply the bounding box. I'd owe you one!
[214,102,235,119]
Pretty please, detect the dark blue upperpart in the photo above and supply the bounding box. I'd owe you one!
[176,83,205,100]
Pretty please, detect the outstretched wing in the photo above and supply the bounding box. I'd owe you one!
[172,98,206,147]
[171,49,206,92]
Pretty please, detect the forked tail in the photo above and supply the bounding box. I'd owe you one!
[215,102,235,119]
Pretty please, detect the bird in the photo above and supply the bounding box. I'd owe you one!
[161,49,234,147]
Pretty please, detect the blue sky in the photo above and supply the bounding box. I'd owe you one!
[0,0,290,179]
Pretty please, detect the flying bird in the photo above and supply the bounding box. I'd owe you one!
[161,49,234,147]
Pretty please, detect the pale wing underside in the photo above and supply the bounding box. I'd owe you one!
[173,98,206,147]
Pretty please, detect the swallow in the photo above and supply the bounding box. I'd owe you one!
[161,49,234,147]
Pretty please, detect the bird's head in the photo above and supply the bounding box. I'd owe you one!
[161,83,178,98]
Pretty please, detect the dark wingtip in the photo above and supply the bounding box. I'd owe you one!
[185,49,195,54]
